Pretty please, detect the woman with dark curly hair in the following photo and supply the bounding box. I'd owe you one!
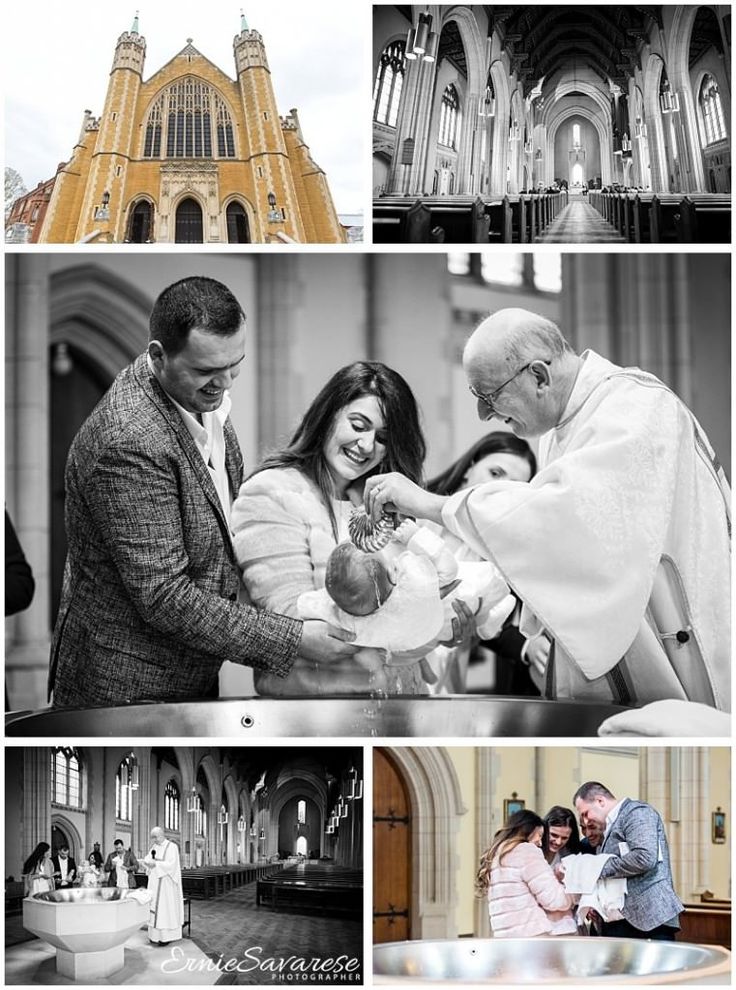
[22,842,54,896]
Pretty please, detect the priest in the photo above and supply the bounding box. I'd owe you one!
[143,826,184,945]
[364,308,730,735]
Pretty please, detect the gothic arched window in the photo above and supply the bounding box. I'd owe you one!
[51,748,82,808]
[438,85,459,149]
[164,781,180,832]
[297,800,306,824]
[143,78,236,159]
[373,41,405,127]
[699,75,727,146]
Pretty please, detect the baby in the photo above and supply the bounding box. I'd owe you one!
[298,515,515,658]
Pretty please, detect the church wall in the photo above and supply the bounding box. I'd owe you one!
[446,747,476,935]
[5,748,24,880]
[708,749,730,899]
[553,116,601,186]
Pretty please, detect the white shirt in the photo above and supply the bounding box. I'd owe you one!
[603,798,626,844]
[147,356,233,525]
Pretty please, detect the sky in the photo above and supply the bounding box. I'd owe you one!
[4,1,371,215]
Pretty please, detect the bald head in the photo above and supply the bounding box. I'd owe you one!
[150,827,164,843]
[464,309,571,374]
[463,309,579,438]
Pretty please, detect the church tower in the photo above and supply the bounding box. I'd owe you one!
[233,13,307,241]
[78,16,147,241]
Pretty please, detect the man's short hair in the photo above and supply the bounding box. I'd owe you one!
[113,838,124,846]
[149,276,245,356]
[59,845,69,851]
[573,780,616,804]
[501,313,571,368]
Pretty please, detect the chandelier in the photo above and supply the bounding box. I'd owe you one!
[405,10,438,63]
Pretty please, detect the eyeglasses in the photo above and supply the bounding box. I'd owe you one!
[468,362,533,414]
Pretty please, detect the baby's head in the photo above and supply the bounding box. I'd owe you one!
[325,542,395,615]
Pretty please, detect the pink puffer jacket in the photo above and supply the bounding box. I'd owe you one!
[488,842,574,937]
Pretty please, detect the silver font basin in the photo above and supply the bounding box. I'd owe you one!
[5,695,628,737]
[373,937,731,985]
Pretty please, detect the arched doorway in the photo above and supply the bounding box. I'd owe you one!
[127,200,153,242]
[175,197,204,243]
[571,162,584,187]
[51,823,71,855]
[373,748,411,944]
[226,202,250,243]
[296,836,308,856]
[50,346,110,623]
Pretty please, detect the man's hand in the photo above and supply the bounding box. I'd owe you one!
[438,599,478,648]
[523,631,551,678]
[363,473,447,525]
[299,619,359,664]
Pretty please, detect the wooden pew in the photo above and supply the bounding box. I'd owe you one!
[677,196,731,243]
[677,901,731,950]
[256,864,362,918]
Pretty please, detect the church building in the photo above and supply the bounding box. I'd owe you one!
[37,15,345,244]
[373,5,731,243]
[6,746,363,985]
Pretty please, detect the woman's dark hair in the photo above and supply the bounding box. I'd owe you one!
[475,810,545,895]
[543,805,581,858]
[253,361,426,538]
[23,842,50,875]
[428,431,536,496]
[149,276,245,356]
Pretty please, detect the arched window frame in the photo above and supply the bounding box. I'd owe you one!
[143,78,237,159]
[164,780,180,832]
[438,85,459,149]
[373,40,405,127]
[699,74,727,146]
[297,799,306,824]
[51,748,83,809]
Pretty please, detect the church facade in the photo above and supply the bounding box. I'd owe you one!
[38,15,345,244]
[373,6,731,200]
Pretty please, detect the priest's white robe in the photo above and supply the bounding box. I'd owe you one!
[442,350,730,710]
[146,839,184,943]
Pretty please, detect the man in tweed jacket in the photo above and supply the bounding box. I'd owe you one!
[49,276,354,708]
[574,780,683,939]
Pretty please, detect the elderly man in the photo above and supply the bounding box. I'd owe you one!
[49,275,355,708]
[365,308,730,734]
[143,827,184,946]
[574,781,683,940]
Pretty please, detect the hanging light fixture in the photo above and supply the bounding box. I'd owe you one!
[621,133,631,153]
[405,9,437,63]
[534,148,543,161]
[217,804,229,827]
[259,827,265,841]
[237,815,246,833]
[660,81,680,114]
[128,753,139,790]
[186,787,198,814]
[478,86,495,118]
[508,120,520,142]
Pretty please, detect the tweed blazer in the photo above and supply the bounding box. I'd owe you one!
[598,798,683,931]
[49,354,301,707]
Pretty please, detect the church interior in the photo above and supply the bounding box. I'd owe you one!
[4,250,729,716]
[374,746,731,983]
[373,5,731,243]
[5,746,363,985]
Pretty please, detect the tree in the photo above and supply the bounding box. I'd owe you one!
[5,167,27,222]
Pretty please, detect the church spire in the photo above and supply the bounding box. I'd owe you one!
[240,9,248,33]
[131,10,139,34]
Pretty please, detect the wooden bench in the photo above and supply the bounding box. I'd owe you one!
[676,196,731,243]
[678,901,731,950]
[5,880,24,915]
[256,865,362,918]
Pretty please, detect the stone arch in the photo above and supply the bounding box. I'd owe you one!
[383,746,466,940]
[50,813,84,861]
[49,265,149,380]
[667,5,713,190]
[547,105,611,186]
[489,60,512,193]
[123,195,157,243]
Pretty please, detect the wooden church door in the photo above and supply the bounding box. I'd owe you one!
[373,748,411,943]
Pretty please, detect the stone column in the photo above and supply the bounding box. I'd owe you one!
[473,748,494,936]
[132,747,151,861]
[24,749,52,862]
[5,255,52,710]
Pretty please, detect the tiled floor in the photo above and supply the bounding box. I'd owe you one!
[5,882,363,986]
[536,197,626,243]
